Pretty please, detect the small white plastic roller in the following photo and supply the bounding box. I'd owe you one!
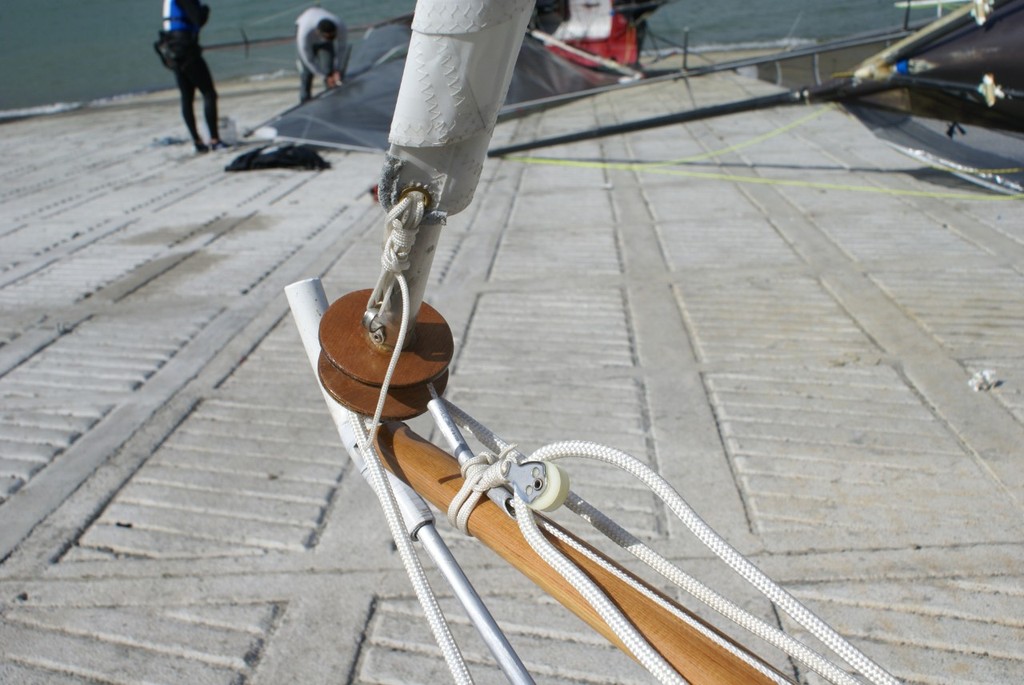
[528,463,570,513]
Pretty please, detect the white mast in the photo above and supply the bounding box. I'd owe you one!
[372,0,535,345]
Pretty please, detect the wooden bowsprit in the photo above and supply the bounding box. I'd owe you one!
[286,276,792,685]
[374,421,790,685]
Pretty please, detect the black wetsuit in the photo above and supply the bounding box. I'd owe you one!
[163,0,219,146]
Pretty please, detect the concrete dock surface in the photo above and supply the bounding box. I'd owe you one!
[0,67,1022,685]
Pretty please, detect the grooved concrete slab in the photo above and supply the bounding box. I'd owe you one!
[1,67,1021,685]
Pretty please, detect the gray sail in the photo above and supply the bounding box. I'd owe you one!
[253,22,620,153]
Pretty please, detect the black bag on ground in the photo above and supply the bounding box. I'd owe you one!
[225,144,331,172]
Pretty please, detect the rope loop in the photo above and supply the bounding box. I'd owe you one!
[447,444,519,535]
[381,191,426,275]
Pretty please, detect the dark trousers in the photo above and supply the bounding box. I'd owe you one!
[300,42,336,102]
[169,34,219,142]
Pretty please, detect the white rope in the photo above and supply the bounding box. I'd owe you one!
[350,195,472,685]
[447,445,517,534]
[442,400,517,456]
[382,191,424,273]
[367,190,427,317]
[434,402,684,682]
[564,494,861,685]
[530,441,901,685]
[513,495,688,685]
[535,514,792,685]
[350,413,472,685]
[366,275,411,438]
[436,400,901,685]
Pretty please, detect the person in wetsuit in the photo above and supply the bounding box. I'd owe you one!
[295,7,348,103]
[161,0,223,152]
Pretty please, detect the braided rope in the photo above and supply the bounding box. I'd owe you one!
[565,494,860,685]
[351,193,473,684]
[381,191,425,274]
[531,440,900,685]
[446,447,516,534]
[438,399,902,685]
[514,496,688,685]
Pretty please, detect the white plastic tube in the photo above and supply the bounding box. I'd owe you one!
[283,278,434,536]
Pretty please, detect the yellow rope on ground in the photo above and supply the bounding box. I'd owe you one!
[505,105,1024,201]
[639,106,834,168]
[510,154,1023,201]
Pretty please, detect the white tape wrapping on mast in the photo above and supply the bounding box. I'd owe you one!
[386,0,534,216]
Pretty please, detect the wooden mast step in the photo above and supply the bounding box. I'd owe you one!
[317,289,453,419]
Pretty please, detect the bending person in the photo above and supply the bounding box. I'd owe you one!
[161,0,223,152]
[295,7,348,103]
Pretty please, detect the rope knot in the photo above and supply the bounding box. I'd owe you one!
[380,192,425,275]
[447,444,519,535]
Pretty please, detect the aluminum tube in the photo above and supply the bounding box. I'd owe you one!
[417,524,535,685]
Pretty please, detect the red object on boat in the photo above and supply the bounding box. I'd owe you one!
[555,13,639,67]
